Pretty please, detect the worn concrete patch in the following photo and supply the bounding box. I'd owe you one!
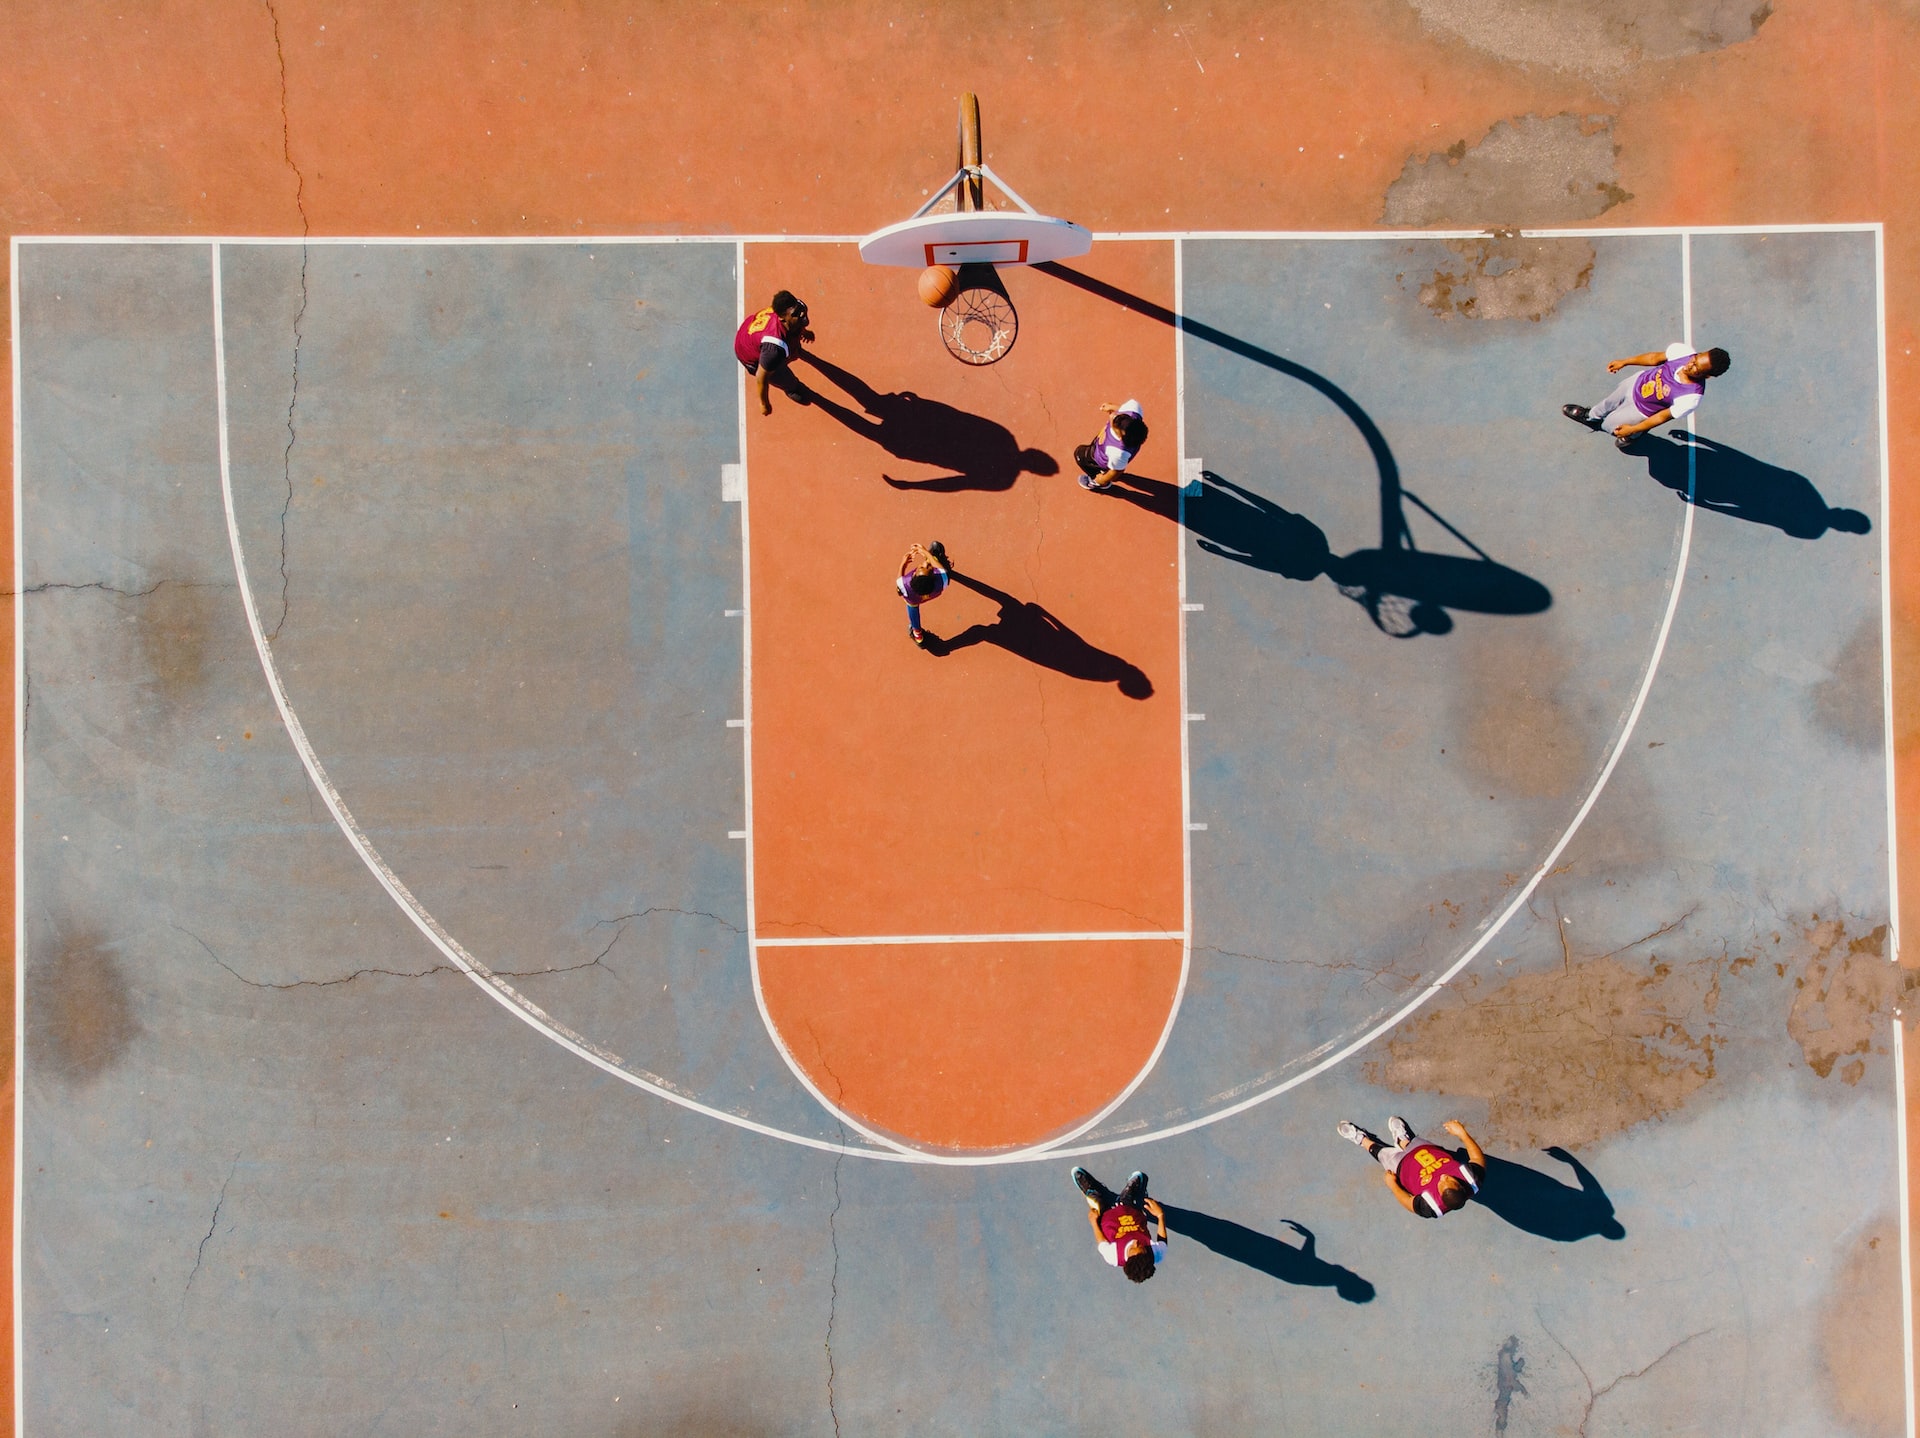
[1367,911,1904,1147]
[1786,917,1907,1083]
[133,577,223,710]
[1809,614,1886,752]
[1382,114,1628,229]
[1407,0,1773,76]
[1366,948,1719,1149]
[28,922,142,1086]
[1400,233,1596,322]
[1450,619,1598,797]
[1820,1218,1905,1438]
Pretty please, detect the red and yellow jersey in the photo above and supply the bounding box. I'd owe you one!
[734,306,790,366]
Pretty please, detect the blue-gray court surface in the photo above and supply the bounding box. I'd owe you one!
[13,227,1901,1434]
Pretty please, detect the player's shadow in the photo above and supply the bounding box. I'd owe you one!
[1036,263,1551,636]
[1099,469,1549,637]
[925,571,1152,698]
[797,352,1058,492]
[1158,1207,1375,1303]
[1476,1147,1626,1243]
[1631,431,1872,539]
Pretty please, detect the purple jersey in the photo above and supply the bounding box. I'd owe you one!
[1631,356,1704,418]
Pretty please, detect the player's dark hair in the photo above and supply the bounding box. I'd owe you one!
[1122,1247,1156,1283]
[1704,347,1730,377]
[909,569,942,598]
[1436,1176,1469,1213]
[1112,411,1148,448]
[772,290,807,318]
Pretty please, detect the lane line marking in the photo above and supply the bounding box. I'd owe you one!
[730,242,918,1157]
[1877,223,1901,964]
[165,227,1798,1165]
[1900,1015,1916,1438]
[10,231,27,1438]
[1034,230,1704,1162]
[208,240,911,1162]
[755,931,1184,948]
[13,223,1881,248]
[720,462,743,503]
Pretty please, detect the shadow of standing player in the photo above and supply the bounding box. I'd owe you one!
[1634,431,1872,540]
[1158,1206,1376,1302]
[1475,1147,1626,1243]
[797,351,1058,492]
[926,571,1153,699]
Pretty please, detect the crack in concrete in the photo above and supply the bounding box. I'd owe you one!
[1192,942,1424,992]
[13,578,232,599]
[809,1033,848,1438]
[176,923,607,990]
[185,1155,240,1294]
[263,0,309,644]
[1540,1318,1713,1438]
[588,905,746,936]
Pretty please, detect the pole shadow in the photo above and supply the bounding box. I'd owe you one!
[1158,1206,1375,1303]
[1632,430,1872,539]
[925,570,1152,698]
[1475,1147,1626,1243]
[1037,263,1551,636]
[796,351,1058,492]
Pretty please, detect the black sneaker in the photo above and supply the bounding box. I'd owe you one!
[1120,1171,1149,1206]
[1072,1167,1107,1205]
[1561,403,1593,425]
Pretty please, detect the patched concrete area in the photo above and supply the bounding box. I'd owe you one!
[1383,114,1629,228]
[1408,0,1774,75]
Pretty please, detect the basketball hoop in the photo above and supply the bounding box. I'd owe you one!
[858,94,1090,365]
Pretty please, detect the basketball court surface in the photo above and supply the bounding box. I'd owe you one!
[6,6,1920,1436]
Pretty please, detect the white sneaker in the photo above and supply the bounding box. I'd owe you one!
[1387,1116,1415,1148]
[1336,1120,1368,1146]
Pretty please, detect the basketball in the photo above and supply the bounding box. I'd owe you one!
[918,264,959,308]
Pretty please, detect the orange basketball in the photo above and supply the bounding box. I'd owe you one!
[918,264,959,308]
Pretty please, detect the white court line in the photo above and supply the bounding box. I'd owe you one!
[1031,231,1706,1162]
[10,233,27,1438]
[756,931,1183,948]
[13,223,1881,248]
[163,228,1860,1166]
[1879,224,1902,965]
[1901,1017,1918,1438]
[728,245,919,1158]
[207,240,922,1163]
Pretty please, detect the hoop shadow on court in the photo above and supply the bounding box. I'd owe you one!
[797,352,1057,492]
[1475,1147,1625,1243]
[1035,262,1550,637]
[1158,1207,1375,1302]
[1098,468,1549,638]
[1630,431,1872,540]
[925,571,1152,698]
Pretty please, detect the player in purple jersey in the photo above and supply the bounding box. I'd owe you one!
[1564,343,1730,450]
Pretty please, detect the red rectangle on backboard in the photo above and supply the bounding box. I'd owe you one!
[924,238,1029,266]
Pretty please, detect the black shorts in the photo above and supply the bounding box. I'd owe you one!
[1074,443,1102,478]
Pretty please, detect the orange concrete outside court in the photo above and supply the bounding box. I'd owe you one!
[5,1,1920,1427]
[744,240,1182,1147]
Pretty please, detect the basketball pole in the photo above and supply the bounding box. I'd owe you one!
[960,93,982,212]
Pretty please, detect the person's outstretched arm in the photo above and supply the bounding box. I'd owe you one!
[1444,1119,1486,1169]
[1143,1197,1168,1243]
[1382,1169,1419,1213]
[756,367,774,417]
[1608,351,1668,372]
[1084,1205,1104,1240]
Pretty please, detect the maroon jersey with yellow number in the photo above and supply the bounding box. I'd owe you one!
[734,307,789,368]
[1396,1142,1479,1218]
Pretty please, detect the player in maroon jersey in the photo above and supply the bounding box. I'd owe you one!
[1337,1115,1487,1218]
[734,290,816,416]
